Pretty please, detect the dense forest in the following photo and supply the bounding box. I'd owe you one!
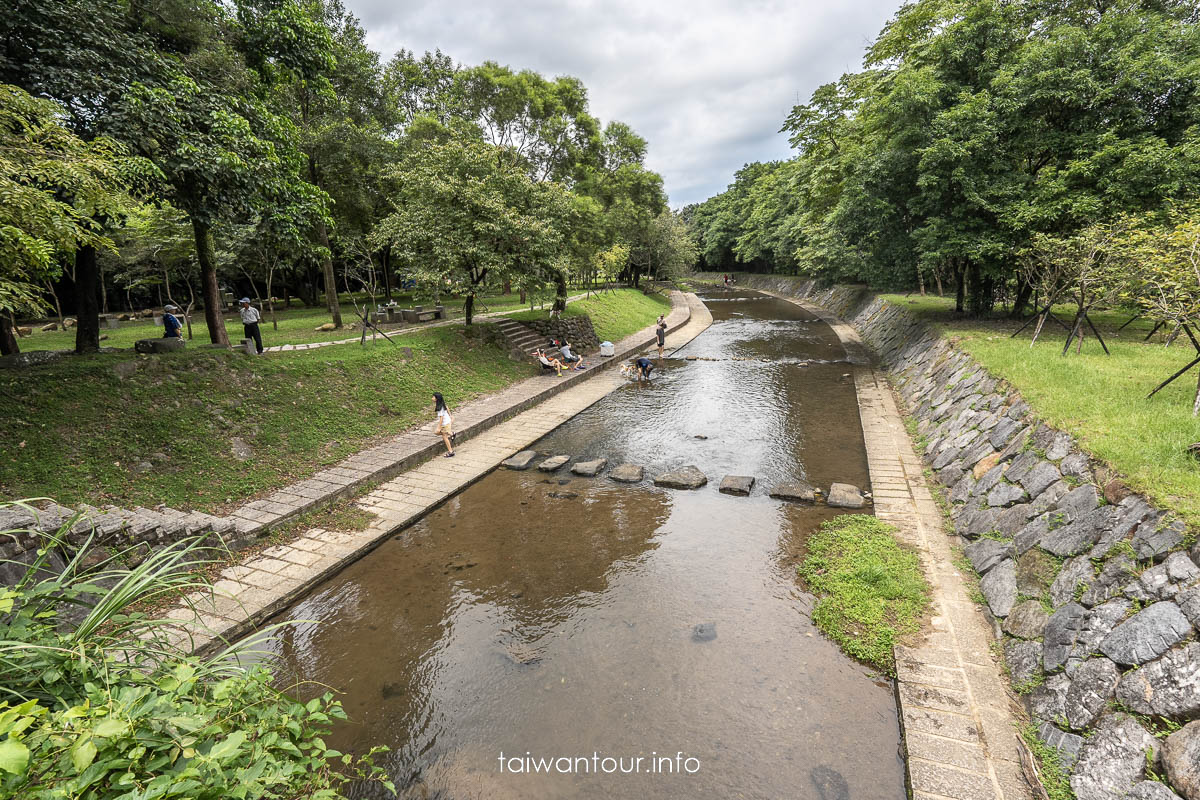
[688,0,1200,317]
[0,0,696,354]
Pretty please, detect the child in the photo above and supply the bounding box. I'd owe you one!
[433,392,455,457]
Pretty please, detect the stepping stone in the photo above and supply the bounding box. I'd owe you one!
[609,464,644,483]
[692,622,717,642]
[502,451,538,470]
[769,482,816,503]
[654,465,708,489]
[826,483,866,508]
[719,475,755,496]
[537,455,570,472]
[570,458,607,477]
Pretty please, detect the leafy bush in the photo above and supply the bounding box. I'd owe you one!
[0,501,393,799]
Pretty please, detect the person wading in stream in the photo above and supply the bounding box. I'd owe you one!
[433,392,455,457]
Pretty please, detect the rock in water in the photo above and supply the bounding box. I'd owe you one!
[537,455,570,472]
[570,458,607,477]
[502,451,538,470]
[810,765,850,800]
[654,466,707,489]
[826,483,865,508]
[609,464,645,483]
[718,475,755,496]
[692,622,716,642]
[770,482,816,503]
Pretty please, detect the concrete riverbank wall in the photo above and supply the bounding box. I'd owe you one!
[712,274,1200,800]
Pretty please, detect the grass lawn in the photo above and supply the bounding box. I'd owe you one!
[880,292,1200,528]
[798,514,929,675]
[507,288,671,343]
[1,326,532,512]
[16,290,558,353]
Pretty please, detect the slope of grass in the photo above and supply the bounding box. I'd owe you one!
[507,288,671,343]
[880,293,1200,528]
[1,326,531,512]
[799,515,929,675]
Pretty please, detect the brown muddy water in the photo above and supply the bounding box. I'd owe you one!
[251,290,905,800]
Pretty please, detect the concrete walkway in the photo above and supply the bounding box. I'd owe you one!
[769,291,1034,800]
[163,293,713,655]
[260,293,589,354]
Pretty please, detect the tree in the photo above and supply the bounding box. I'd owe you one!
[0,85,140,354]
[372,137,569,324]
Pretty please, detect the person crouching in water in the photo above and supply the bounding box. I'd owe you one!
[635,355,654,382]
[239,297,263,354]
[433,392,455,457]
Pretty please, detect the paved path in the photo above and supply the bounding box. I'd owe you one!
[162,293,713,655]
[772,292,1034,800]
[260,293,589,354]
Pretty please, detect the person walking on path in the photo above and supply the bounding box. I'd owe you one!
[162,305,183,339]
[239,298,263,354]
[655,315,667,358]
[433,392,455,457]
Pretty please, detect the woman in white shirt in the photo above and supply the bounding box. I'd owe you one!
[433,392,455,457]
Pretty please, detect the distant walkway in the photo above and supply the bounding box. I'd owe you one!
[261,293,589,354]
[161,293,712,655]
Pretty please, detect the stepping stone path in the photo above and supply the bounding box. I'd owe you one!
[502,451,538,470]
[609,464,644,483]
[537,455,570,472]
[570,458,608,477]
[826,482,866,508]
[654,465,708,489]
[769,482,816,503]
[719,475,755,496]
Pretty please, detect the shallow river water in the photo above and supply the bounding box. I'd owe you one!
[254,290,906,800]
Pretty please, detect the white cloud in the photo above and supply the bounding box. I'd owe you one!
[347,0,903,206]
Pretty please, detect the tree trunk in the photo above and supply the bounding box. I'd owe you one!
[74,245,101,353]
[315,219,342,327]
[502,281,512,295]
[954,262,965,313]
[192,217,229,346]
[0,314,18,355]
[44,280,65,326]
[381,245,392,301]
[553,270,568,312]
[464,292,475,326]
[967,266,995,317]
[99,263,108,314]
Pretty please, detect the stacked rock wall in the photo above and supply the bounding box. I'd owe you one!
[716,273,1200,800]
[523,315,600,351]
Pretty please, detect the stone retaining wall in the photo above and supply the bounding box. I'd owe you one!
[522,315,600,351]
[712,273,1200,800]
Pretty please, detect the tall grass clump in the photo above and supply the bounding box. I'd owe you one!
[0,500,392,799]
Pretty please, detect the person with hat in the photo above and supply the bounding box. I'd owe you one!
[162,305,183,339]
[238,297,263,354]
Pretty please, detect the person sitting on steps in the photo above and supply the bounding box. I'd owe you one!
[534,348,567,376]
[559,338,584,370]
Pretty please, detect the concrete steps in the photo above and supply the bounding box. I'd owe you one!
[493,318,546,356]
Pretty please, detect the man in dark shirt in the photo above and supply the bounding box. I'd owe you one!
[162,305,183,338]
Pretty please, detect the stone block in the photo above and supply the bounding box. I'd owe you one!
[1101,601,1193,666]
[769,481,816,502]
[718,475,755,496]
[609,464,645,483]
[134,338,185,354]
[537,455,571,472]
[502,450,538,470]
[571,458,608,477]
[826,482,865,508]
[653,465,705,488]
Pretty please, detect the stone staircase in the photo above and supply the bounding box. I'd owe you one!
[492,318,547,358]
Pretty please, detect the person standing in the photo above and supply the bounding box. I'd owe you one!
[655,315,667,358]
[162,305,183,339]
[433,392,455,457]
[239,297,263,354]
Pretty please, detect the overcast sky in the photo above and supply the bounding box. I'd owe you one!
[346,0,905,207]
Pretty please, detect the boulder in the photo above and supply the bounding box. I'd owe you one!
[1044,602,1088,673]
[1064,657,1121,730]
[1133,519,1186,562]
[1081,554,1136,607]
[1178,585,1200,629]
[1005,639,1042,685]
[571,458,608,477]
[1126,783,1184,800]
[1021,461,1063,498]
[502,450,538,470]
[1116,643,1200,718]
[1039,722,1085,771]
[1040,506,1118,557]
[718,475,755,496]
[1004,600,1050,640]
[1163,721,1200,800]
[1046,432,1073,461]
[653,465,706,488]
[537,455,571,472]
[980,558,1018,617]
[134,338,185,354]
[1070,713,1159,800]
[40,322,58,332]
[976,462,1008,495]
[1017,549,1058,597]
[1055,485,1100,523]
[1100,601,1193,666]
[770,481,816,503]
[973,453,1002,480]
[1066,599,1133,676]
[987,482,1027,507]
[993,503,1038,536]
[609,464,645,483]
[826,483,866,509]
[1027,674,1071,724]
[964,538,1012,575]
[1050,556,1095,607]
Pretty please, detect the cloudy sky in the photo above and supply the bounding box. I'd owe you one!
[346,0,905,207]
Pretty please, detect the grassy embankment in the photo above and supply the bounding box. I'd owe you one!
[1,325,531,511]
[799,515,929,674]
[879,292,1200,529]
[507,287,671,342]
